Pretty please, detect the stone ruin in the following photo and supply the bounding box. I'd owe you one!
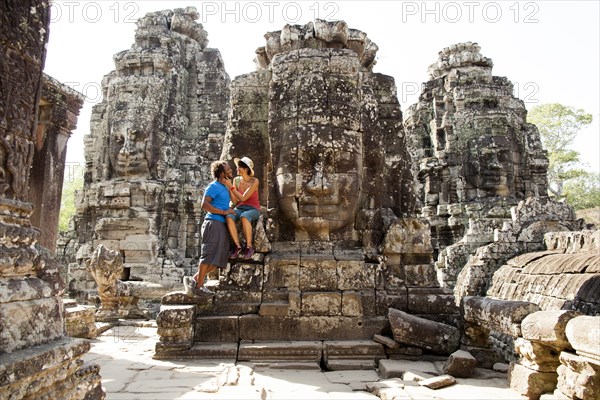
[36,8,597,399]
[58,7,230,309]
[156,19,451,365]
[0,1,103,398]
[404,42,551,290]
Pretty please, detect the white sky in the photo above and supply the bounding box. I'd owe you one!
[44,0,600,175]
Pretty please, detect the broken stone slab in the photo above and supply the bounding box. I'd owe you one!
[443,349,477,378]
[418,374,456,389]
[365,378,405,396]
[521,310,580,351]
[565,315,600,361]
[509,361,558,400]
[373,334,399,349]
[556,351,600,400]
[403,370,438,382]
[388,308,460,354]
[462,296,541,337]
[325,359,375,370]
[378,359,438,380]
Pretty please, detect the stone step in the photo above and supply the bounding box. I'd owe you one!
[194,314,388,341]
[238,341,322,362]
[154,342,238,360]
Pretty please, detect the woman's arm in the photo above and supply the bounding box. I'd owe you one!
[228,177,239,206]
[231,178,259,202]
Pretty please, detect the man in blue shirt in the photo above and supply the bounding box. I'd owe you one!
[190,161,235,295]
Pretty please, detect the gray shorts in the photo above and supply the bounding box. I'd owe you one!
[199,219,230,268]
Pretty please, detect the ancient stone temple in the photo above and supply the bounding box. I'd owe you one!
[61,8,230,303]
[156,20,457,365]
[0,1,103,398]
[404,42,550,289]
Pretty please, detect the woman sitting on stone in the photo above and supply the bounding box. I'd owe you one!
[226,157,260,259]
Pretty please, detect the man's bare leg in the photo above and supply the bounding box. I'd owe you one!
[194,263,217,288]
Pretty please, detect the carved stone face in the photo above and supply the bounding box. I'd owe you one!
[465,133,519,197]
[108,102,156,179]
[276,128,362,241]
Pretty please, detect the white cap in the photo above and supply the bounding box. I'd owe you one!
[234,156,254,176]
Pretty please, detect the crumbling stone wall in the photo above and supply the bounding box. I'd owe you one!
[404,42,549,289]
[0,1,103,398]
[488,230,599,315]
[453,196,585,303]
[61,7,230,301]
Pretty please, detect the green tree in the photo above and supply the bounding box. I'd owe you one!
[527,103,593,199]
[563,172,600,211]
[58,166,84,232]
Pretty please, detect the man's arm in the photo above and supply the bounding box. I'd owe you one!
[202,196,234,215]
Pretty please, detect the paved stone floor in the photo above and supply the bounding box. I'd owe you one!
[83,324,530,399]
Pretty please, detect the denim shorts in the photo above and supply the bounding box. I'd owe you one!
[226,204,260,223]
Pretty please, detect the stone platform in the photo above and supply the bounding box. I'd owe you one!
[87,325,532,399]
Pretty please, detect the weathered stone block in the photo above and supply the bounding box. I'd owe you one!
[194,316,239,342]
[404,264,439,287]
[443,350,477,378]
[263,262,300,290]
[0,297,64,353]
[462,296,541,337]
[156,305,195,329]
[557,351,600,400]
[65,305,97,339]
[238,315,295,341]
[521,310,579,356]
[220,263,263,291]
[515,337,561,372]
[299,259,338,291]
[419,374,456,389]
[376,289,408,314]
[566,315,600,361]
[0,338,102,399]
[389,308,460,354]
[258,302,290,317]
[407,287,458,315]
[302,291,342,316]
[323,340,385,361]
[238,341,322,362]
[509,362,558,400]
[337,260,373,290]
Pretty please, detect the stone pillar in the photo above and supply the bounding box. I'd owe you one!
[29,74,84,251]
[0,1,103,398]
[508,311,580,399]
[556,316,600,400]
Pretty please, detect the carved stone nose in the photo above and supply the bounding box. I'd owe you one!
[306,169,332,195]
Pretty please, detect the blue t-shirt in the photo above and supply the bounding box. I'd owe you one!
[203,180,230,223]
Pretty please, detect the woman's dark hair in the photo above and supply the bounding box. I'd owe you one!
[211,161,228,179]
[237,161,249,170]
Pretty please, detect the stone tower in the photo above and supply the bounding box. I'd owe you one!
[403,42,549,289]
[65,8,230,300]
[156,21,452,361]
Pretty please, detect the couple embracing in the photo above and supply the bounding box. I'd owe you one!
[186,157,260,295]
